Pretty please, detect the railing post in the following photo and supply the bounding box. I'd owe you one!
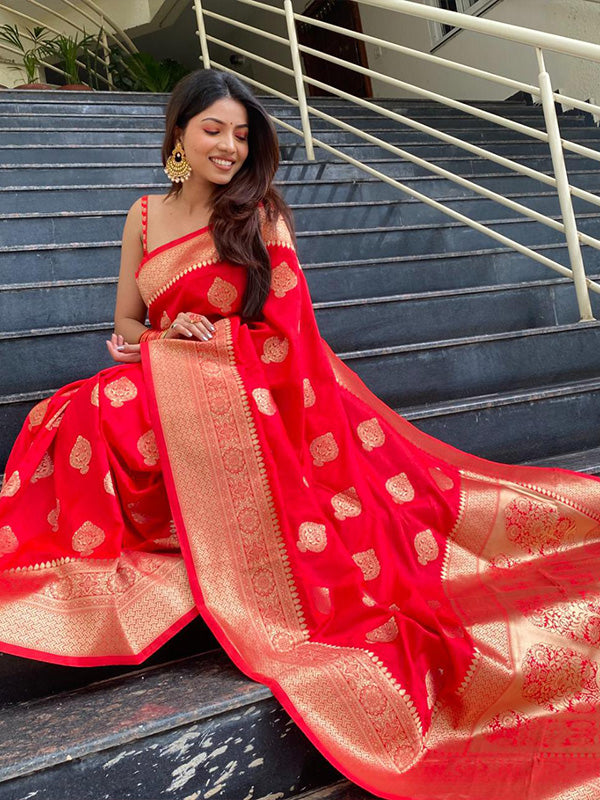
[192,0,211,68]
[283,0,314,160]
[99,19,114,91]
[536,47,594,322]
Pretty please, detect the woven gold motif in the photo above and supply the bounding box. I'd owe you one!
[0,525,18,556]
[31,452,54,483]
[357,418,386,451]
[103,471,115,496]
[353,548,381,581]
[27,397,50,430]
[362,592,377,607]
[313,586,332,614]
[366,616,399,643]
[297,521,328,553]
[47,499,60,532]
[309,432,339,467]
[45,404,66,430]
[70,435,92,475]
[414,528,439,566]
[252,388,277,416]
[505,497,576,555]
[71,521,106,557]
[90,382,99,407]
[137,429,159,466]
[385,473,415,504]
[331,486,362,521]
[303,378,316,408]
[0,470,20,498]
[428,466,454,491]
[104,376,138,408]
[271,261,298,298]
[207,277,238,313]
[260,336,289,364]
[160,310,172,330]
[522,642,600,711]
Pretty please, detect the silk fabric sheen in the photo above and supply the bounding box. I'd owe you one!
[1,203,600,798]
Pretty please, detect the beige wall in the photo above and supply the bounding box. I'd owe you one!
[360,0,600,105]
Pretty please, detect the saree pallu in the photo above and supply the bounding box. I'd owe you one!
[2,206,600,798]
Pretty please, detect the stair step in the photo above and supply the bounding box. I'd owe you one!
[401,376,600,463]
[1,153,596,189]
[3,190,598,247]
[295,780,377,799]
[0,648,339,800]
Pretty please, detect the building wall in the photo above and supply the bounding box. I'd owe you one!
[359,0,600,104]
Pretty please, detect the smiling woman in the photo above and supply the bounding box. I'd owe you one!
[3,67,600,800]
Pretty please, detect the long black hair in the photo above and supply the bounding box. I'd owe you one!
[162,68,296,320]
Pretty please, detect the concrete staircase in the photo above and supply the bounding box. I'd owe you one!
[1,89,600,799]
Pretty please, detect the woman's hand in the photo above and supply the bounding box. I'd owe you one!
[106,333,141,363]
[165,312,216,341]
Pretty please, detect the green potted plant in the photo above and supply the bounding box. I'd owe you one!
[0,24,56,89]
[109,49,189,93]
[41,30,97,90]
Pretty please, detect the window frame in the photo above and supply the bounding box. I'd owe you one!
[427,0,502,51]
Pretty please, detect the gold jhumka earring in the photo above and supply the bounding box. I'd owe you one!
[164,140,192,182]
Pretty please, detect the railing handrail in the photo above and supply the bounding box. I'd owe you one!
[353,0,600,63]
[194,0,600,320]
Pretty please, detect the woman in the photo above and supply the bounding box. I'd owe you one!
[1,68,600,800]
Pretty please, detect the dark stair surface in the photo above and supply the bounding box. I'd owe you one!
[1,88,600,799]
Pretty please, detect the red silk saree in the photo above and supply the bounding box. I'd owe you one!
[2,204,600,798]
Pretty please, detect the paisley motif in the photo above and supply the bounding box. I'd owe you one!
[0,471,20,498]
[31,452,54,483]
[252,388,277,416]
[160,310,172,330]
[309,432,339,467]
[312,586,332,615]
[47,499,60,533]
[104,376,138,408]
[137,430,159,466]
[207,277,238,313]
[331,486,362,521]
[70,435,92,475]
[357,418,385,451]
[90,382,99,407]
[27,397,50,430]
[103,471,115,496]
[414,528,439,566]
[352,548,381,581]
[260,336,289,364]
[0,525,18,557]
[71,521,105,557]
[385,473,415,504]
[303,378,316,408]
[366,616,398,643]
[271,260,298,298]
[297,521,328,553]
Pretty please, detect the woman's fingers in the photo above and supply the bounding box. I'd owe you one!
[106,338,141,363]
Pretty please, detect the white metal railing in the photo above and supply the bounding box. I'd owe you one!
[192,0,600,322]
[0,0,136,90]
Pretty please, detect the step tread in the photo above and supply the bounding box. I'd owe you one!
[295,779,377,799]
[399,374,600,420]
[0,648,269,783]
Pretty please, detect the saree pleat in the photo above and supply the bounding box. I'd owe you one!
[2,203,600,797]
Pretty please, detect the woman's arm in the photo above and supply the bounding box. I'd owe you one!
[113,197,148,344]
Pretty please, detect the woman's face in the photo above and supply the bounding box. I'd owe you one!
[177,97,249,187]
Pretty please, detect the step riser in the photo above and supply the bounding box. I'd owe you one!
[3,170,600,215]
[415,389,600,463]
[0,155,595,188]
[3,191,593,248]
[3,138,591,166]
[344,325,600,409]
[0,280,592,345]
[2,219,599,280]
[0,113,564,131]
[5,125,600,148]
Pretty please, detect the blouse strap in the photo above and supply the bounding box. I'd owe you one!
[141,195,148,255]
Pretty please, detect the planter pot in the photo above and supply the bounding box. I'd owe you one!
[59,83,93,91]
[14,82,57,90]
